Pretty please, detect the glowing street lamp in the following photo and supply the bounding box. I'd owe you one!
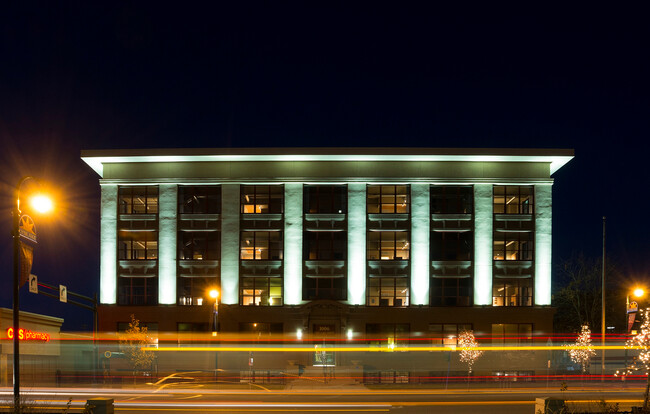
[12,177,53,413]
[209,289,219,333]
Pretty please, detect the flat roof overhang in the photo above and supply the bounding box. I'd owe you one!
[81,147,574,177]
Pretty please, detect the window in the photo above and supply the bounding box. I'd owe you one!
[118,186,158,214]
[305,231,346,260]
[179,186,221,214]
[430,278,471,306]
[491,323,533,344]
[431,186,473,214]
[241,185,283,214]
[240,277,282,306]
[179,231,220,260]
[493,232,534,260]
[366,323,409,347]
[493,186,534,214]
[429,324,473,346]
[367,231,409,260]
[239,323,283,334]
[178,322,209,333]
[118,277,158,305]
[117,322,158,333]
[304,185,347,214]
[240,231,283,260]
[118,230,158,260]
[492,279,533,306]
[303,277,346,301]
[431,231,472,261]
[178,277,215,306]
[367,277,409,307]
[367,185,409,214]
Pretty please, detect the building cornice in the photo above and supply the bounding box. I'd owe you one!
[82,147,574,177]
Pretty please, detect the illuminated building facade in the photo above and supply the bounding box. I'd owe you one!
[83,148,573,342]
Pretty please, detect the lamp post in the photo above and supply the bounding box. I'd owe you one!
[209,289,220,385]
[11,177,53,413]
[624,288,645,378]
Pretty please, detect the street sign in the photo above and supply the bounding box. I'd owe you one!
[628,301,639,313]
[29,274,38,294]
[59,285,67,303]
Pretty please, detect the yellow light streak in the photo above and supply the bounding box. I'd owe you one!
[143,345,642,352]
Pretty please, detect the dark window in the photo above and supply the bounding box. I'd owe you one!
[178,322,209,333]
[118,231,158,260]
[367,231,409,260]
[493,186,534,214]
[303,277,347,301]
[304,185,347,214]
[493,232,534,261]
[241,185,283,214]
[430,278,471,306]
[117,322,158,333]
[179,231,220,260]
[492,279,533,307]
[429,323,473,346]
[431,231,472,261]
[240,231,283,260]
[305,231,346,260]
[240,277,282,306]
[239,323,283,334]
[367,185,409,214]
[118,186,158,214]
[366,323,409,347]
[491,323,533,344]
[178,277,217,306]
[367,277,409,307]
[118,277,158,305]
[179,186,221,214]
[431,186,473,214]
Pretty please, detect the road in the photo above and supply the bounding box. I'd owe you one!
[1,384,647,413]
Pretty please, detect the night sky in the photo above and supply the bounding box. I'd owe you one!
[1,3,648,331]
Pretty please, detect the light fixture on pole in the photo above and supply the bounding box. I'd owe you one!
[12,177,53,414]
[209,289,219,334]
[625,287,645,375]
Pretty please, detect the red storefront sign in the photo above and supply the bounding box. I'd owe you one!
[6,327,50,342]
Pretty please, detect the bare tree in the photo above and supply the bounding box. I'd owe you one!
[119,314,156,383]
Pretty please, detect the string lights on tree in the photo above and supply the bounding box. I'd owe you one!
[566,324,596,374]
[458,329,483,389]
[626,308,650,410]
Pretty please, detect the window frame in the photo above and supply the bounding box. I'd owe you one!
[367,277,409,307]
[118,186,159,214]
[240,185,284,214]
[493,185,534,214]
[367,185,410,214]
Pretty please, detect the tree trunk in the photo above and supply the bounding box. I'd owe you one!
[643,375,650,413]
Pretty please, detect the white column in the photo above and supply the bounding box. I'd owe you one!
[100,184,118,304]
[410,183,430,305]
[535,184,552,305]
[158,184,177,304]
[474,184,493,305]
[284,183,303,305]
[347,183,366,305]
[221,184,240,304]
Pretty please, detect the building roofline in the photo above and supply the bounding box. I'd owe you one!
[81,147,574,177]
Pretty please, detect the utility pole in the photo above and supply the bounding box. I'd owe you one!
[601,216,606,380]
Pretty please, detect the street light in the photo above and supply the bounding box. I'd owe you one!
[12,177,53,413]
[209,289,219,334]
[624,287,645,379]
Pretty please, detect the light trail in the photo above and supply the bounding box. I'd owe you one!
[143,345,643,352]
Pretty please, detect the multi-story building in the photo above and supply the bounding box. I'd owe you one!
[82,147,573,345]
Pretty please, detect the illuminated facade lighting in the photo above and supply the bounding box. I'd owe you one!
[83,148,572,337]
